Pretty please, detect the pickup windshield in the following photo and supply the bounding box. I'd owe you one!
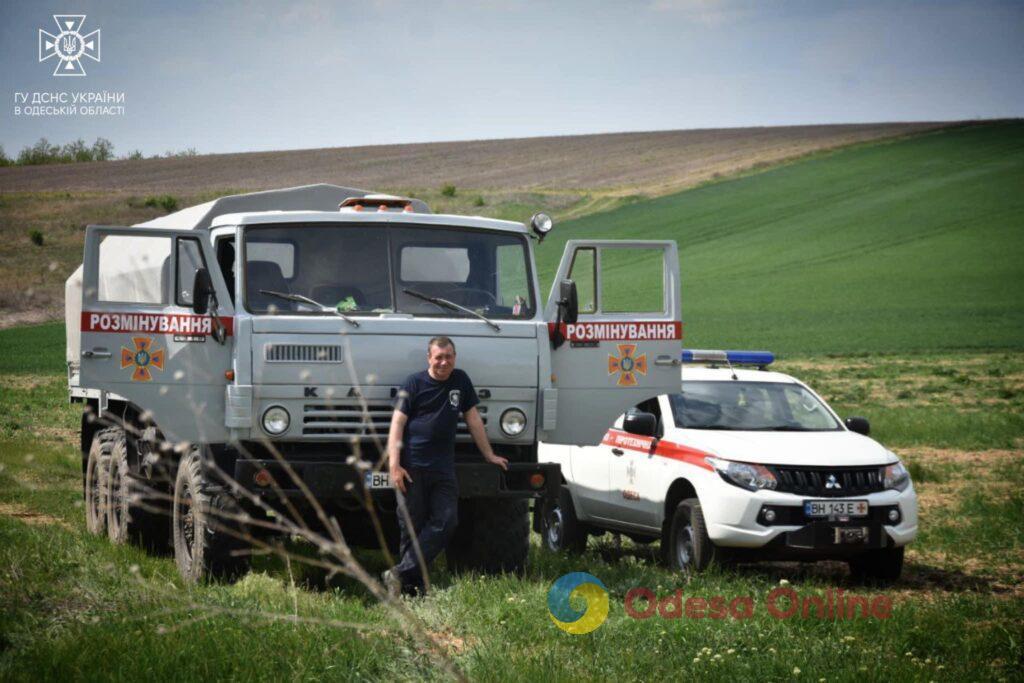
[242,224,535,319]
[669,381,841,431]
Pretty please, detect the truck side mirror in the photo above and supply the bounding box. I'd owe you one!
[845,416,870,436]
[623,410,657,437]
[558,279,578,325]
[192,267,215,315]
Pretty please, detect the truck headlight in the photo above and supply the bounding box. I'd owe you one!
[262,406,290,435]
[705,456,777,491]
[500,408,527,436]
[883,461,910,491]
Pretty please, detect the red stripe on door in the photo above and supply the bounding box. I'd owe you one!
[601,428,713,471]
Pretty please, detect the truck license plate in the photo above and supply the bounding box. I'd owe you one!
[804,499,868,518]
[364,472,391,489]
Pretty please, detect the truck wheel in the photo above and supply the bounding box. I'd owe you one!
[172,446,249,583]
[663,498,716,573]
[85,427,116,535]
[447,498,530,575]
[106,429,171,551]
[538,487,588,554]
[848,546,904,583]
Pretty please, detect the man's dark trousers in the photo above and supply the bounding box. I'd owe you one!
[394,466,459,593]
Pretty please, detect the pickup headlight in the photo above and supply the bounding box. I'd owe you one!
[705,456,777,491]
[262,406,290,435]
[883,461,910,491]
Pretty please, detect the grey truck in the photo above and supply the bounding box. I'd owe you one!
[65,184,682,581]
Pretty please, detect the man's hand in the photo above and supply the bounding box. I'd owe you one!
[390,462,413,494]
[483,451,509,471]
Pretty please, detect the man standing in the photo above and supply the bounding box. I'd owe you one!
[384,336,508,596]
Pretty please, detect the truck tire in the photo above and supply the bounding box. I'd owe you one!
[663,498,717,573]
[172,446,250,582]
[537,486,588,554]
[447,498,530,575]
[106,428,171,552]
[848,546,904,583]
[85,427,116,535]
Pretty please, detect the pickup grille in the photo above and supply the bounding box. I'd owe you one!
[265,344,342,363]
[769,466,886,497]
[302,401,485,438]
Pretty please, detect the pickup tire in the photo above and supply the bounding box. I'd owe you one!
[538,486,588,554]
[85,427,116,535]
[663,498,716,573]
[848,546,904,583]
[447,498,529,575]
[106,428,170,552]
[172,446,250,582]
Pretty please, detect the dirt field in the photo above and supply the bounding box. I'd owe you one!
[0,122,952,196]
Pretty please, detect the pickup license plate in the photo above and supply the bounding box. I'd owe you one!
[804,499,868,518]
[364,471,390,489]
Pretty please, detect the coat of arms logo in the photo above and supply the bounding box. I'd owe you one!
[39,15,101,76]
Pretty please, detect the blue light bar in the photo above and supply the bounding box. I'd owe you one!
[681,349,775,366]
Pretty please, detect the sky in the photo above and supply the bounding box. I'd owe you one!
[1,0,1022,158]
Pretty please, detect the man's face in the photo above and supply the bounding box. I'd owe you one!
[427,343,456,381]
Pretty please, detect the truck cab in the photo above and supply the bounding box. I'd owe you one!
[67,184,683,581]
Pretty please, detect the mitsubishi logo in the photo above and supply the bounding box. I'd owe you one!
[825,474,842,490]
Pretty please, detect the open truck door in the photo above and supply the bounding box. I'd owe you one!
[79,226,234,443]
[540,240,682,445]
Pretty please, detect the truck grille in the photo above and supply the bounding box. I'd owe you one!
[266,344,342,363]
[768,466,885,497]
[302,401,485,437]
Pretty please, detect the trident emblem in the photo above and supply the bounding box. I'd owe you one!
[39,15,100,76]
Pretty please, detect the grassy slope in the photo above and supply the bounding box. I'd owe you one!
[537,121,1024,355]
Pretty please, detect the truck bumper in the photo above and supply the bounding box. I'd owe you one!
[232,459,561,502]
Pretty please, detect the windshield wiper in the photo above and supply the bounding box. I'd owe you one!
[402,288,500,332]
[258,290,360,328]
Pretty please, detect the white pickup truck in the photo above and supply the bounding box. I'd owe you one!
[537,350,918,581]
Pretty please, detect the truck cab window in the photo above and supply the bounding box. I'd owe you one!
[216,237,236,305]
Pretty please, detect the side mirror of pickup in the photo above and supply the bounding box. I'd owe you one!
[845,416,870,436]
[623,410,657,437]
[192,267,215,315]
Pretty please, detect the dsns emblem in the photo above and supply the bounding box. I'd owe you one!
[825,474,842,490]
[548,572,609,634]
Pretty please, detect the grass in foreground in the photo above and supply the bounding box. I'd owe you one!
[1,341,1022,680]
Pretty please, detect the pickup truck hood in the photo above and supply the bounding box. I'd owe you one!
[671,429,897,467]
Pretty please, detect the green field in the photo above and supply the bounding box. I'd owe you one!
[537,121,1024,355]
[2,123,1023,680]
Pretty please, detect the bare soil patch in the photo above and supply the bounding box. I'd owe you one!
[0,122,952,196]
[0,502,73,530]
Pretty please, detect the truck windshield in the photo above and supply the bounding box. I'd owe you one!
[243,224,535,319]
[669,381,841,431]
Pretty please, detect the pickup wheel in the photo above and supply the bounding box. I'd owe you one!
[848,546,904,583]
[172,446,250,583]
[538,486,588,554]
[664,498,716,573]
[85,427,117,535]
[106,428,171,552]
[447,498,529,575]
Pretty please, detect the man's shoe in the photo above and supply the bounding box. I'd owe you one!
[382,569,402,599]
